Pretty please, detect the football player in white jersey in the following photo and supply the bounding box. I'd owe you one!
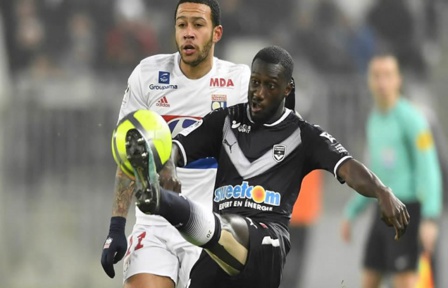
[100,1,250,288]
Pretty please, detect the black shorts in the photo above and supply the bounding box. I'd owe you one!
[188,217,290,288]
[363,202,421,273]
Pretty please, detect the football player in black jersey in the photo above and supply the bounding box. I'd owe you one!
[124,46,410,288]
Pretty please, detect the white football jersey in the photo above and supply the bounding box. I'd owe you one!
[118,52,250,225]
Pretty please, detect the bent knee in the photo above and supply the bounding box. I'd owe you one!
[219,214,249,247]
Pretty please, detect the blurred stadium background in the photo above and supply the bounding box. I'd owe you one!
[0,0,447,287]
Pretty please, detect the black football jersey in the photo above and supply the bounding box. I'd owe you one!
[174,103,352,227]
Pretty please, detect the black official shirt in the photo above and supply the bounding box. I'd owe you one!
[173,103,352,228]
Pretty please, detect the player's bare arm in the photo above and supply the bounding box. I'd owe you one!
[158,145,182,193]
[101,166,135,278]
[337,158,410,240]
[112,167,136,217]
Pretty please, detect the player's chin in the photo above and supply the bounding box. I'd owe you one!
[180,54,201,67]
[250,111,266,123]
[180,53,194,61]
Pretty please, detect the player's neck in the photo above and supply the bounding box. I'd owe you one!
[376,95,399,113]
[179,56,214,80]
[265,106,286,125]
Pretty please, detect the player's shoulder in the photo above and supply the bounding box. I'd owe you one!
[139,53,177,72]
[279,109,304,127]
[214,57,250,76]
[298,118,327,138]
[128,53,176,83]
[397,98,420,113]
[277,110,316,138]
[395,98,427,125]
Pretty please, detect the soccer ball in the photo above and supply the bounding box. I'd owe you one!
[111,110,172,179]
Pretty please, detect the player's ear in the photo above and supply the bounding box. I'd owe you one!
[285,78,295,110]
[213,25,223,43]
[284,77,295,97]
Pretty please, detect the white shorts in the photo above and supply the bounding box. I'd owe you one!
[123,223,202,288]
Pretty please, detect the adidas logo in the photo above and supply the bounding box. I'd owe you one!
[156,96,170,107]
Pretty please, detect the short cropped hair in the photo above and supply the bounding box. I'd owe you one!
[370,50,399,62]
[368,51,401,73]
[175,0,221,27]
[252,46,294,81]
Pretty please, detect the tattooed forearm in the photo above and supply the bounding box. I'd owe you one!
[112,167,136,218]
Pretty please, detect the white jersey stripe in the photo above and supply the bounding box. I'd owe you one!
[222,117,302,179]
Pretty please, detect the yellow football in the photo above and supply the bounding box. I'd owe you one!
[111,110,172,179]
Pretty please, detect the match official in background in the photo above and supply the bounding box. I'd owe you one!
[341,53,442,288]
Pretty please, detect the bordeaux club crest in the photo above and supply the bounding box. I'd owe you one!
[273,145,286,162]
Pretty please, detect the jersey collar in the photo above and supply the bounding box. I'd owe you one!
[174,52,217,80]
[246,105,292,127]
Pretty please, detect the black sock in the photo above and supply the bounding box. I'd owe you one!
[158,188,219,247]
[157,188,191,227]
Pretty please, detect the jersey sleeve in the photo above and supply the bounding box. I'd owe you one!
[304,124,352,182]
[402,107,442,219]
[173,108,228,167]
[117,64,147,122]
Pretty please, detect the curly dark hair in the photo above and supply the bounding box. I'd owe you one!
[252,46,294,81]
[175,0,221,27]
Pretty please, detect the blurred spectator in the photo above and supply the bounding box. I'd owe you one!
[420,0,443,69]
[423,0,440,43]
[58,11,96,73]
[12,0,46,72]
[367,0,427,77]
[291,0,355,75]
[219,0,246,55]
[220,0,245,37]
[245,0,293,36]
[348,23,375,74]
[12,52,58,186]
[40,0,71,61]
[104,0,159,71]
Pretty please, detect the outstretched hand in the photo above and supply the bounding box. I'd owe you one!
[377,190,410,240]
